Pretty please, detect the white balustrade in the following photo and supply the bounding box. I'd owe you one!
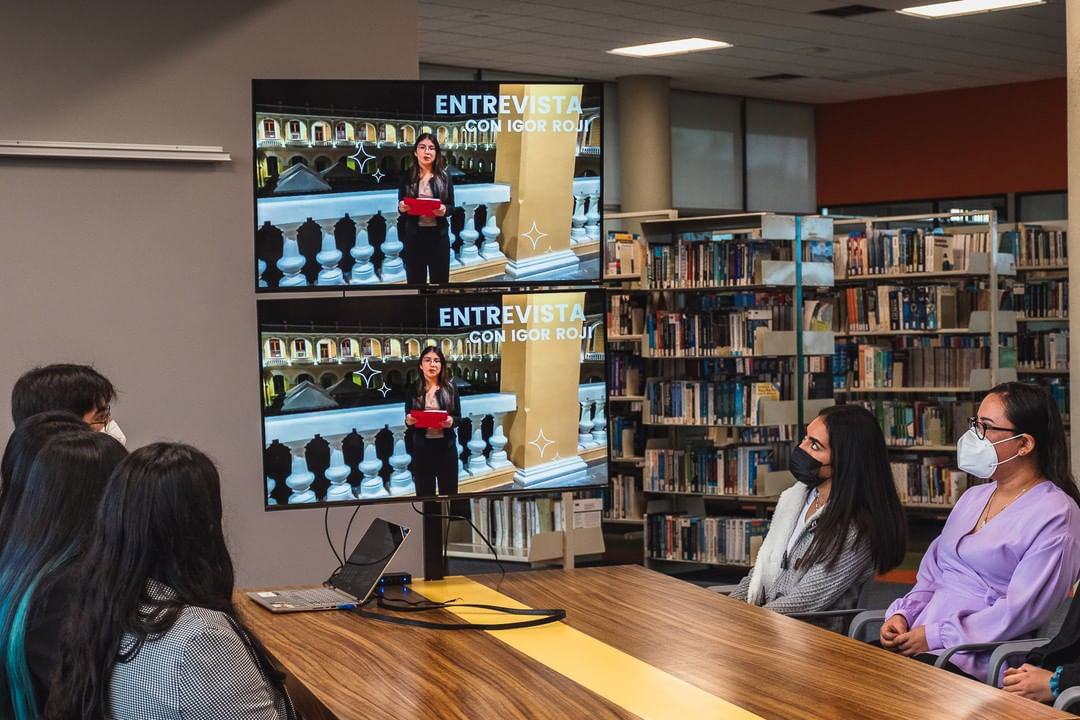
[578,382,605,450]
[266,475,277,505]
[585,191,601,242]
[357,429,388,499]
[570,194,588,245]
[257,183,511,285]
[316,220,345,286]
[479,204,506,261]
[283,440,316,504]
[458,204,482,265]
[387,425,415,495]
[324,436,354,501]
[590,397,607,446]
[488,411,512,469]
[257,259,267,288]
[458,393,517,477]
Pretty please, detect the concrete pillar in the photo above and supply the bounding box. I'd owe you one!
[616,75,672,212]
[1069,1,1080,477]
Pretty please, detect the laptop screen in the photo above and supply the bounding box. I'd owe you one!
[331,518,409,602]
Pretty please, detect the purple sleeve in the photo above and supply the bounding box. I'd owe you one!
[923,530,1080,652]
[886,535,943,625]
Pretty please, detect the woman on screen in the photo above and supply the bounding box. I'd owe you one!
[46,443,296,720]
[398,132,455,285]
[880,382,1080,681]
[405,346,461,497]
[729,404,908,633]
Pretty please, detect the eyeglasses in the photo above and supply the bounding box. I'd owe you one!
[421,357,442,365]
[88,405,112,431]
[968,416,1017,440]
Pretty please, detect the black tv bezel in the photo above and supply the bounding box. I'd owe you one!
[251,79,605,295]
[256,285,610,511]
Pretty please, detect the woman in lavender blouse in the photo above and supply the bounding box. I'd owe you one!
[880,382,1080,680]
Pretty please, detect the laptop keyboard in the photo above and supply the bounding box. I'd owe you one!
[290,587,352,604]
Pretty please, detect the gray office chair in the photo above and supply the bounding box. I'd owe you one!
[1055,686,1080,712]
[711,579,877,636]
[848,596,1072,683]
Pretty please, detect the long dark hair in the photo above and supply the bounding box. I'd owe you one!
[0,432,127,720]
[0,410,89,545]
[45,443,293,720]
[798,405,908,574]
[407,132,448,199]
[991,381,1080,507]
[414,346,455,410]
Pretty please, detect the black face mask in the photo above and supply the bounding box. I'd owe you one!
[790,446,828,488]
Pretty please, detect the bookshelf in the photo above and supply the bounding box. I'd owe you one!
[829,210,1018,509]
[603,211,835,573]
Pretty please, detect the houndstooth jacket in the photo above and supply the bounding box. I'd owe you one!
[109,582,292,720]
[729,483,875,633]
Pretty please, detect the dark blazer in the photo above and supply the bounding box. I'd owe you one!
[404,383,461,449]
[398,171,455,245]
[1028,593,1080,690]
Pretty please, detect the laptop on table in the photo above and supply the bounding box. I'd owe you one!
[247,518,410,613]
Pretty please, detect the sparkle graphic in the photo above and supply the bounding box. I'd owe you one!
[355,357,382,388]
[376,382,391,398]
[348,142,376,172]
[521,221,548,250]
[528,428,555,458]
[372,168,385,183]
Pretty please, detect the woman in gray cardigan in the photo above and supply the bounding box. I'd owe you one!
[730,404,908,632]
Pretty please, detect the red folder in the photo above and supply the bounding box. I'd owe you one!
[410,410,448,428]
[403,197,441,217]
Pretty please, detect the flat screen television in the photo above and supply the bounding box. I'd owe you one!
[253,80,603,291]
[259,288,608,508]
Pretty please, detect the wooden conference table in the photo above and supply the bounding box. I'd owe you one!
[237,565,1075,720]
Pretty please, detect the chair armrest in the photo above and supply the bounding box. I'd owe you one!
[707,584,741,596]
[985,639,1050,686]
[1055,685,1080,711]
[849,610,887,642]
[935,639,1050,681]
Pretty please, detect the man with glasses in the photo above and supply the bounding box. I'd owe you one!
[10,364,125,445]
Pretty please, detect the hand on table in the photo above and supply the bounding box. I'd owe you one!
[1002,664,1055,703]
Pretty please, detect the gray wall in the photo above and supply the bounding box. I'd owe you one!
[0,0,423,585]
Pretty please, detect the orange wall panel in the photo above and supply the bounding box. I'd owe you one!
[815,78,1066,207]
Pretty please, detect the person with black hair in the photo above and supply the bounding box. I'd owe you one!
[730,404,908,632]
[398,132,455,285]
[0,431,127,718]
[10,364,125,445]
[0,410,89,545]
[881,382,1080,681]
[404,346,461,497]
[45,443,295,720]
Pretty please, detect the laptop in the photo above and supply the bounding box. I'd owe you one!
[247,518,410,613]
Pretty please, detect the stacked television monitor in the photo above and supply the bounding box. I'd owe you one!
[252,79,608,510]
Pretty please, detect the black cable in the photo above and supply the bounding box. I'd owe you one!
[410,502,506,591]
[341,502,363,569]
[353,590,565,631]
[323,507,343,571]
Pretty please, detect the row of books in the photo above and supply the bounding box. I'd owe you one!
[605,231,645,277]
[644,379,781,426]
[610,415,641,458]
[1039,378,1070,421]
[646,514,769,566]
[835,339,990,389]
[646,305,791,356]
[647,238,788,289]
[851,399,975,448]
[890,459,968,506]
[606,474,643,520]
[468,496,567,553]
[1013,227,1067,267]
[608,352,643,397]
[835,229,991,278]
[643,443,779,496]
[838,283,987,333]
[608,294,645,336]
[1017,330,1069,371]
[1014,279,1068,320]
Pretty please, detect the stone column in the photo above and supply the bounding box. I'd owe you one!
[616,75,672,212]
[283,441,316,504]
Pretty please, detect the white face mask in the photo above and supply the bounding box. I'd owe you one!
[103,419,127,447]
[956,427,1022,479]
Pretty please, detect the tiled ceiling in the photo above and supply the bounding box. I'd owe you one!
[418,0,1066,103]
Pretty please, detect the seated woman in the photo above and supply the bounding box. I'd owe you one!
[0,430,127,718]
[730,404,907,631]
[46,443,296,720]
[881,382,1080,680]
[1002,598,1080,704]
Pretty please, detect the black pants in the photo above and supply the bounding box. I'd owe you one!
[405,226,451,285]
[412,436,459,497]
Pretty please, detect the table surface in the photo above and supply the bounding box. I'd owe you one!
[236,565,1075,720]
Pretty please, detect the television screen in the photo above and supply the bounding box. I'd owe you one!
[259,288,608,508]
[253,80,603,291]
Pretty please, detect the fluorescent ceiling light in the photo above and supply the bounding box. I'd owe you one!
[608,38,732,58]
[898,0,1044,19]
